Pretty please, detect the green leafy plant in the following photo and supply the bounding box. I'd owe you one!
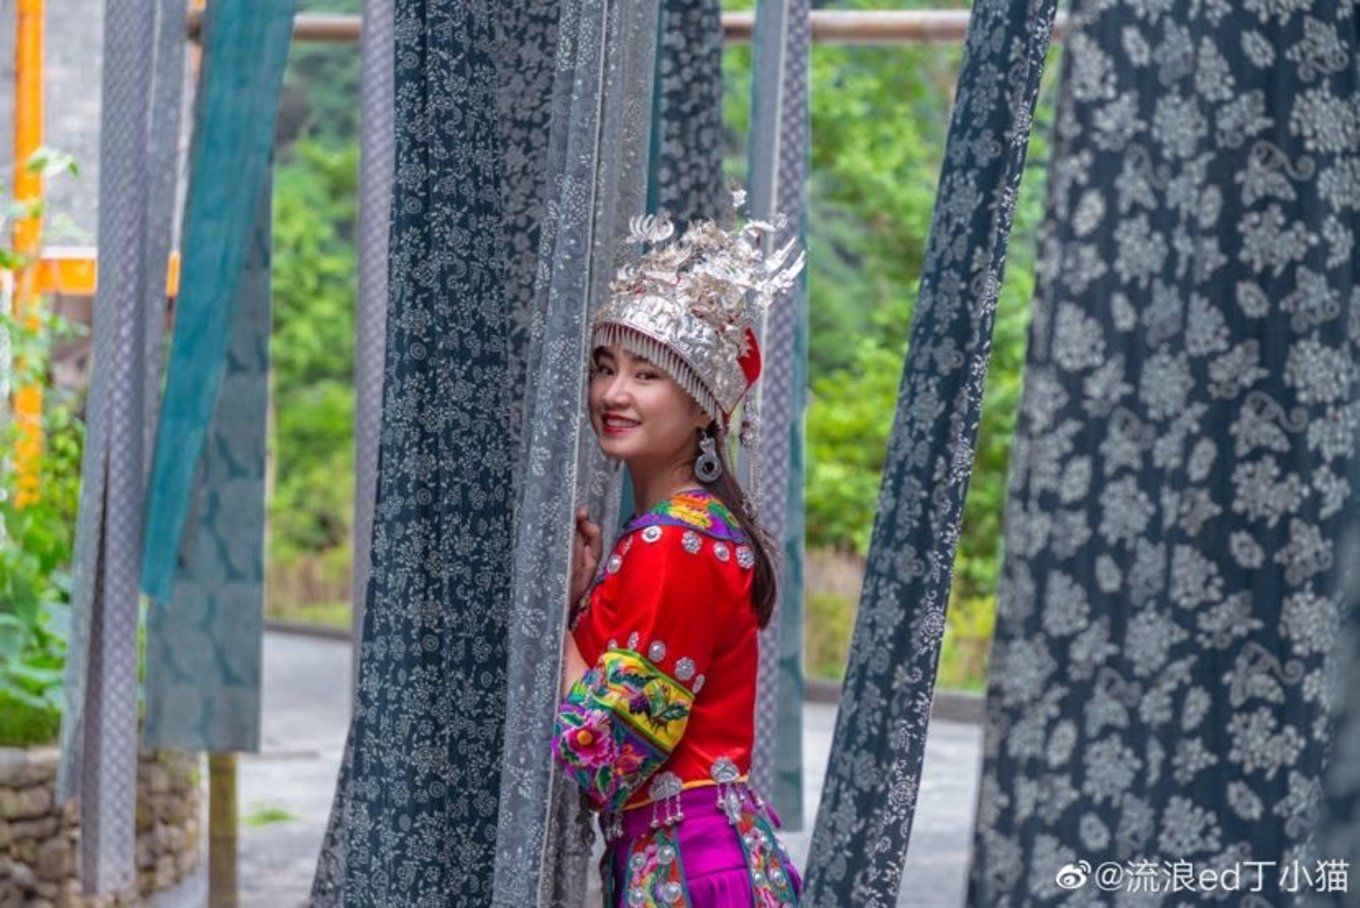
[0,301,86,746]
[0,146,85,746]
[719,0,1060,688]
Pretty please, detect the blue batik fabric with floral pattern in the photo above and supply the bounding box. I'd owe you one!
[967,1,1359,905]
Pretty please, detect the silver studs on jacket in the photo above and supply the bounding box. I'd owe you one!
[681,529,702,553]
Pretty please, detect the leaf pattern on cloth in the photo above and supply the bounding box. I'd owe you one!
[967,1,1359,905]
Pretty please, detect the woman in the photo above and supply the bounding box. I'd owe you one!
[552,209,806,906]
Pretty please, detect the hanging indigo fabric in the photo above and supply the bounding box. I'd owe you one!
[56,0,164,891]
[491,1,660,904]
[801,0,1059,903]
[309,1,517,902]
[743,0,810,831]
[968,2,1358,904]
[142,172,271,751]
[648,0,728,226]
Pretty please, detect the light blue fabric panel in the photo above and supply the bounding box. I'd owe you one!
[139,0,297,602]
[493,0,661,901]
[142,174,271,751]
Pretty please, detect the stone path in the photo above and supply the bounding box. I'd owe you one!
[153,631,983,907]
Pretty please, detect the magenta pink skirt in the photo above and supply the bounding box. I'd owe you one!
[605,785,803,906]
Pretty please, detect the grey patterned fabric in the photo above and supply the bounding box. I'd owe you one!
[743,0,810,832]
[801,0,1060,903]
[1312,420,1360,906]
[142,173,270,751]
[351,0,394,682]
[496,2,559,458]
[493,2,660,903]
[55,0,182,892]
[968,3,1359,905]
[141,0,187,467]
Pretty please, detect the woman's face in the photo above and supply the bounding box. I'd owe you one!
[588,344,707,468]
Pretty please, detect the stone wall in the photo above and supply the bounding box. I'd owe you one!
[0,747,201,907]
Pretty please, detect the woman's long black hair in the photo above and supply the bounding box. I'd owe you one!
[695,421,781,630]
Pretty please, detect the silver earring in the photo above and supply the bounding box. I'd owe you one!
[695,432,723,482]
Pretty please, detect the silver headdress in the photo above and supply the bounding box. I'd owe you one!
[589,192,806,436]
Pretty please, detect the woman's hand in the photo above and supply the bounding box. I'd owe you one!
[568,505,603,609]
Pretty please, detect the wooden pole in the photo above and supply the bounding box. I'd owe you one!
[208,753,238,908]
[181,6,241,907]
[186,9,1067,45]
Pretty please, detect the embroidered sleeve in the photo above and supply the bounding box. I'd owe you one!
[552,524,720,812]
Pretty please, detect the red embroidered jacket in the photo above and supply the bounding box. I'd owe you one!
[552,487,759,814]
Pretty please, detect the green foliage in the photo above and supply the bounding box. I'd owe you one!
[268,138,358,609]
[720,0,1063,686]
[0,300,86,746]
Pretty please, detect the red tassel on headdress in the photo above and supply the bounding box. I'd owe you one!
[738,326,761,387]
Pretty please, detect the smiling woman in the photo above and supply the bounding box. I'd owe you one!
[588,346,711,473]
[553,208,805,907]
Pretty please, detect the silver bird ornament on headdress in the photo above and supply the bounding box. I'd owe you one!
[589,195,806,435]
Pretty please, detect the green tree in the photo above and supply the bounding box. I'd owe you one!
[268,138,358,618]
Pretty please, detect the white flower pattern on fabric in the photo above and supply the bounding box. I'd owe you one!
[968,1,1358,902]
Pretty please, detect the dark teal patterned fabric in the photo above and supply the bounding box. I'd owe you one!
[143,173,271,751]
[310,2,515,902]
[140,0,297,603]
[801,0,1059,903]
[969,2,1358,905]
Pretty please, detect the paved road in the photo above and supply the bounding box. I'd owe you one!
[154,631,982,907]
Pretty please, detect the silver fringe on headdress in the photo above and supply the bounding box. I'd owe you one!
[589,192,806,438]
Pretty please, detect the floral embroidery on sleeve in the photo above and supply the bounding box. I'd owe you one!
[552,648,696,812]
